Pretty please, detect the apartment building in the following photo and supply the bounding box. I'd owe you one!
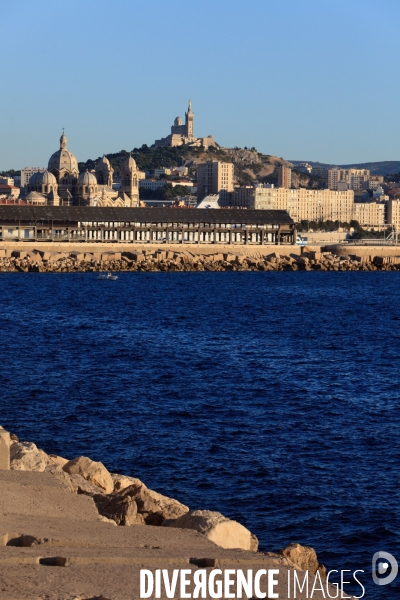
[367,175,384,190]
[311,166,328,180]
[353,202,386,228]
[197,161,234,202]
[328,168,370,191]
[231,187,355,223]
[327,168,340,190]
[21,167,45,188]
[232,186,261,208]
[387,199,400,230]
[277,165,292,189]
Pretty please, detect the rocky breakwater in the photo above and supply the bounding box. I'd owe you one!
[0,246,399,273]
[1,426,326,577]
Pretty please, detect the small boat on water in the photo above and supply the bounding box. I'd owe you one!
[97,272,118,281]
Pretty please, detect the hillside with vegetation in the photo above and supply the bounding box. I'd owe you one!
[77,143,296,187]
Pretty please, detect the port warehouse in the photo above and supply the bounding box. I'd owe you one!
[0,206,296,245]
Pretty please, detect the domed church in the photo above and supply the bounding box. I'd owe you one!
[26,170,60,205]
[26,132,140,207]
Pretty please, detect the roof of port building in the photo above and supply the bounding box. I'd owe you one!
[0,206,294,225]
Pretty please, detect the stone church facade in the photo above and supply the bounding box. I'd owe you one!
[26,133,139,208]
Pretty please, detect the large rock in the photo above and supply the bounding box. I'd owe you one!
[63,456,114,494]
[323,245,349,257]
[111,473,143,492]
[49,454,69,468]
[98,481,189,525]
[130,482,189,525]
[68,473,107,496]
[93,487,144,526]
[165,510,258,552]
[279,543,326,579]
[10,441,52,472]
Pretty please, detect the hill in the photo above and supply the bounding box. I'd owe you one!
[290,159,400,176]
[77,144,293,187]
[3,146,398,184]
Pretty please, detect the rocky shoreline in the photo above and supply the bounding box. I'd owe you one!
[0,246,399,272]
[0,426,326,580]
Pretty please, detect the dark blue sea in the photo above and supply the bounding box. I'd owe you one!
[1,271,399,598]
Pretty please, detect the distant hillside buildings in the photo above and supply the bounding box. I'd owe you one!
[197,159,390,229]
[328,168,370,191]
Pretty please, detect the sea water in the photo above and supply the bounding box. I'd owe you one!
[1,271,399,598]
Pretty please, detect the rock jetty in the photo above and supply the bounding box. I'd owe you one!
[0,426,354,599]
[0,246,399,273]
[4,427,319,558]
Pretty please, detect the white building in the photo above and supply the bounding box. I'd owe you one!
[296,163,313,174]
[154,168,172,177]
[197,194,220,209]
[0,177,14,186]
[372,185,385,198]
[170,180,195,189]
[139,179,166,191]
[172,166,189,176]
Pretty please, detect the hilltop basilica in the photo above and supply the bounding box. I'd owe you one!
[26,132,140,207]
[154,100,215,149]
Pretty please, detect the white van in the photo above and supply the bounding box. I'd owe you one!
[296,235,308,246]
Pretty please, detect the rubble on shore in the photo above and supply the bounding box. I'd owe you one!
[0,246,399,272]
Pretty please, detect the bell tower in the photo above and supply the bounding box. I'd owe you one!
[185,99,194,139]
[119,155,139,207]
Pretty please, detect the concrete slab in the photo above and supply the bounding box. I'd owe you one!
[0,470,342,599]
[0,471,99,522]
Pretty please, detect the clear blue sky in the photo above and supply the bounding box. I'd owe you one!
[1,0,399,170]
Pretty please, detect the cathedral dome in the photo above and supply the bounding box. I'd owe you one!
[78,170,97,186]
[48,132,78,174]
[41,170,57,185]
[29,172,43,186]
[26,191,46,205]
[49,149,78,173]
[29,170,57,186]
